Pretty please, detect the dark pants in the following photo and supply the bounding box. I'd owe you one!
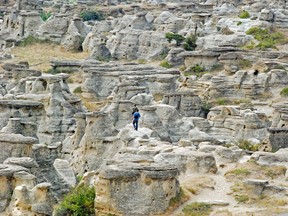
[133,119,139,130]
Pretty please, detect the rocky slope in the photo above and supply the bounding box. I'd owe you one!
[0,0,288,215]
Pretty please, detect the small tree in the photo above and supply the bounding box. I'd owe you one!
[183,34,197,51]
[165,32,185,46]
[80,11,104,21]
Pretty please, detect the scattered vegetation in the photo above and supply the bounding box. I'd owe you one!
[45,67,75,74]
[280,87,288,97]
[184,64,206,77]
[73,86,82,94]
[200,100,212,118]
[230,168,250,176]
[138,59,146,64]
[183,34,197,51]
[16,35,51,47]
[210,63,223,72]
[238,59,252,69]
[245,27,288,50]
[40,11,52,21]
[169,187,185,207]
[236,139,260,152]
[179,65,186,71]
[54,185,95,216]
[212,97,251,106]
[165,32,185,46]
[182,202,212,216]
[159,47,170,60]
[80,10,104,21]
[239,10,250,19]
[234,194,249,203]
[160,60,172,68]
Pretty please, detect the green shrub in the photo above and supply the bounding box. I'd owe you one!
[182,34,197,51]
[16,35,50,47]
[40,11,52,21]
[160,60,172,68]
[165,32,185,46]
[239,10,250,19]
[45,67,74,74]
[73,86,82,94]
[182,202,212,216]
[237,139,260,151]
[0,11,4,17]
[237,21,242,26]
[54,185,95,216]
[80,10,104,21]
[184,64,206,77]
[245,27,287,50]
[280,87,288,97]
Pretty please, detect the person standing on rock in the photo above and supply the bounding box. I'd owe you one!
[132,111,141,131]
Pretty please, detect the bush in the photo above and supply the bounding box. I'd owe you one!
[239,10,250,19]
[182,202,212,216]
[280,87,288,97]
[54,185,95,216]
[80,11,104,21]
[246,27,287,50]
[160,60,172,68]
[40,11,52,21]
[182,35,197,51]
[237,139,260,151]
[0,11,4,17]
[237,21,242,26]
[184,64,206,77]
[73,86,82,94]
[45,67,74,74]
[165,32,185,46]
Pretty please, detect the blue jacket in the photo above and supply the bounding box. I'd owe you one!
[133,112,141,120]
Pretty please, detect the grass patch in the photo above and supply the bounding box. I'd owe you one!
[212,97,251,106]
[160,60,172,68]
[54,185,95,216]
[11,43,89,71]
[239,10,250,19]
[235,194,249,203]
[138,59,146,64]
[280,87,288,97]
[182,202,212,216]
[169,187,185,207]
[16,35,51,47]
[236,139,260,151]
[230,168,250,176]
